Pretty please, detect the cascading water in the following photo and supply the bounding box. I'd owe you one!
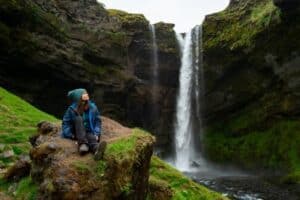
[193,25,203,121]
[174,30,195,171]
[149,24,159,85]
[174,26,203,171]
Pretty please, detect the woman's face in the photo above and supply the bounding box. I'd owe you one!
[82,93,89,101]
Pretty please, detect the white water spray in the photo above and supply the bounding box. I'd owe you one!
[174,26,204,171]
[174,30,195,171]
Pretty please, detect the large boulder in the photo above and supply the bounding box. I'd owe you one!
[29,120,155,200]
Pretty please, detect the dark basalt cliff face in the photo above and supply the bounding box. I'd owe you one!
[202,0,300,127]
[0,0,180,151]
[202,0,300,175]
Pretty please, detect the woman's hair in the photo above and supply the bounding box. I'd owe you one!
[76,99,89,115]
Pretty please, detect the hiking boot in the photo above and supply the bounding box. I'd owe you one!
[79,144,89,155]
[94,141,107,161]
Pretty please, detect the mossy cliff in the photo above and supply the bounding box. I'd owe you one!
[0,0,180,151]
[0,87,227,200]
[202,0,300,181]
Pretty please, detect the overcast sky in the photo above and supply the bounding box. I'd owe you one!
[98,0,229,32]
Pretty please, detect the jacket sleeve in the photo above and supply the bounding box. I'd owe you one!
[93,107,102,136]
[62,108,74,138]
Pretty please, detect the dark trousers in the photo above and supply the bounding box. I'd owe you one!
[74,116,98,152]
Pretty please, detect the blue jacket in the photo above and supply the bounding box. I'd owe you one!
[61,101,102,138]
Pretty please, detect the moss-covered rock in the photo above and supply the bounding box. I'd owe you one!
[202,0,300,182]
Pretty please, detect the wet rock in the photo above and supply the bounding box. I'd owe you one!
[37,121,58,135]
[3,159,31,181]
[1,150,14,159]
[273,0,300,10]
[0,144,5,152]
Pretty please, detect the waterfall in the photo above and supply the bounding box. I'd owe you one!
[149,24,159,85]
[149,24,160,136]
[194,25,202,120]
[174,26,203,171]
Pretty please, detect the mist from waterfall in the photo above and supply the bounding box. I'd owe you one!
[174,26,203,171]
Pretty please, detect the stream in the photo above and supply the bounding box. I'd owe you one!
[185,169,300,200]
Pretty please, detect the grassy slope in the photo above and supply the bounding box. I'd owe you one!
[149,156,227,200]
[0,87,226,199]
[0,87,57,199]
[0,87,57,166]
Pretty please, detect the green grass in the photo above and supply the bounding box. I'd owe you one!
[150,156,227,200]
[0,87,57,165]
[95,160,107,176]
[72,161,93,174]
[205,119,300,182]
[15,177,38,200]
[0,176,37,200]
[105,128,151,161]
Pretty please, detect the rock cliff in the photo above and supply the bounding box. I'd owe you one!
[202,0,300,179]
[0,0,180,152]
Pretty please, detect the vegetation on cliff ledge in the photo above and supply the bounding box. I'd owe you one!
[203,0,281,50]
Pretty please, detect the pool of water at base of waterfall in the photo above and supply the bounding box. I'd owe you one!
[184,170,300,200]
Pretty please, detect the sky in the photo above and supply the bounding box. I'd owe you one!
[98,0,229,32]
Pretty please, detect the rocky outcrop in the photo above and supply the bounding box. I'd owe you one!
[202,0,300,127]
[26,120,155,199]
[201,0,300,172]
[0,0,180,151]
[273,0,300,10]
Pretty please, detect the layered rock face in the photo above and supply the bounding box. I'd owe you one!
[0,0,180,151]
[201,0,300,170]
[273,0,300,10]
[202,0,300,127]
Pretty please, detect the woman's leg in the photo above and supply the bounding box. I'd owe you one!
[86,133,98,153]
[74,116,89,153]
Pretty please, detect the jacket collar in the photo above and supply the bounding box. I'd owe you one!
[70,100,95,110]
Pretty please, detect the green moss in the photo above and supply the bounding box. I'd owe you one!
[0,0,68,41]
[104,31,128,46]
[121,182,132,196]
[108,9,148,30]
[15,177,38,200]
[150,156,228,200]
[72,161,93,174]
[105,135,136,160]
[204,0,281,50]
[104,128,151,161]
[204,120,300,182]
[0,177,37,200]
[95,160,107,176]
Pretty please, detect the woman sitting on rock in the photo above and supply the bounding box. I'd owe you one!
[62,88,106,160]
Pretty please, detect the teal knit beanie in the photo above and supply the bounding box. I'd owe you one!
[67,88,87,103]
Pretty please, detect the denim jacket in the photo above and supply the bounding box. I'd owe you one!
[61,101,101,138]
